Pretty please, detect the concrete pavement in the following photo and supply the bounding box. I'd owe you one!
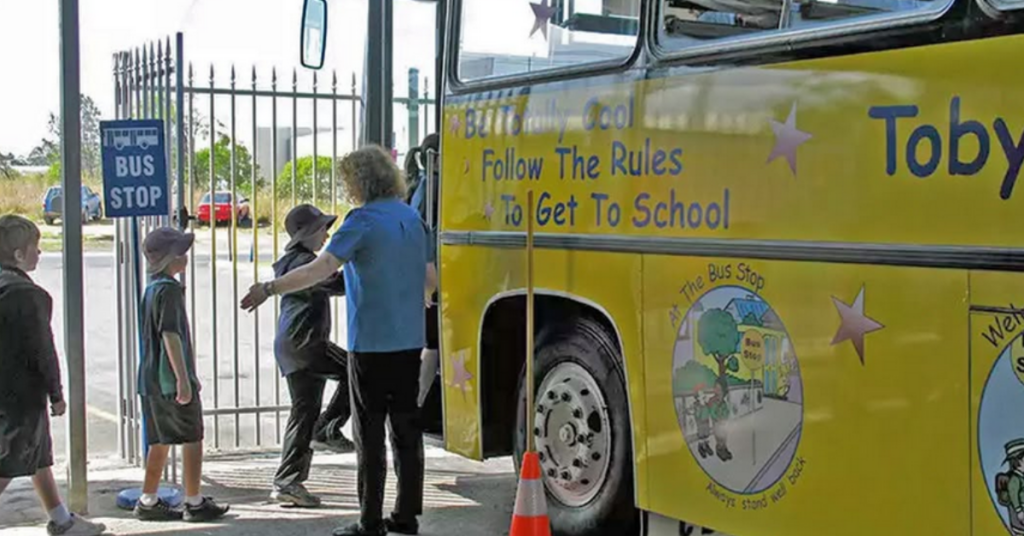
[0,448,517,535]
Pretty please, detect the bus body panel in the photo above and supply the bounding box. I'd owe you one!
[643,255,969,535]
[438,27,1024,536]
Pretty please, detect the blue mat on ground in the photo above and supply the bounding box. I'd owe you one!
[116,487,183,510]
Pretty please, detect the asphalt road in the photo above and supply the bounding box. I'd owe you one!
[36,230,350,460]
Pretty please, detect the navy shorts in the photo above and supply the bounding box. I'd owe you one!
[141,394,204,446]
[0,406,53,479]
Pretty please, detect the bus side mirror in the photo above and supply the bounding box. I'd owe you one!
[301,0,328,70]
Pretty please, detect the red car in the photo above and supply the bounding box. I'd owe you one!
[197,192,251,225]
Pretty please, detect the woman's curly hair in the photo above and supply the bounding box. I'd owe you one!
[339,145,408,206]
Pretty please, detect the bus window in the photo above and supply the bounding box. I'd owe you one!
[660,0,951,50]
[662,0,784,45]
[787,0,941,31]
[457,0,640,82]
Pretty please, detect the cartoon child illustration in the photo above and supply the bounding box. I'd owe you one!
[692,387,713,459]
[708,381,733,462]
[996,439,1024,535]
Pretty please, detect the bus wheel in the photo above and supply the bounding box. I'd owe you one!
[515,317,638,536]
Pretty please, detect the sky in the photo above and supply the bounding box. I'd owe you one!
[0,0,439,157]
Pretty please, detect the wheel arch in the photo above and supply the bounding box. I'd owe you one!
[476,289,637,493]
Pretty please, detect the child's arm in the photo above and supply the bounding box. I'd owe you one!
[162,331,193,404]
[19,287,64,405]
[316,272,346,297]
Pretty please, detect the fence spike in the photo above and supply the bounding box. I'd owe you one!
[272,67,278,89]
[210,64,215,85]
[189,62,194,85]
[293,68,298,90]
[332,70,338,92]
[252,66,257,86]
[313,70,318,92]
[231,65,236,87]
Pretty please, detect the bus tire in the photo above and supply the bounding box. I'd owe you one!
[514,316,638,536]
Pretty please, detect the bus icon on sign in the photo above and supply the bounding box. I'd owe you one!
[103,127,160,151]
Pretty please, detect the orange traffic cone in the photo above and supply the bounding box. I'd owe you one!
[510,451,552,536]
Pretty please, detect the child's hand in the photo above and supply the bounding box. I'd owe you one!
[176,381,193,406]
[241,283,269,312]
[51,400,67,417]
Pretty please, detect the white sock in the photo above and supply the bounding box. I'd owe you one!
[48,504,72,526]
[139,493,159,507]
[185,495,203,507]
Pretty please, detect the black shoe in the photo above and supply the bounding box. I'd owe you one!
[384,514,419,535]
[183,497,230,522]
[134,498,183,521]
[312,434,356,453]
[332,522,386,536]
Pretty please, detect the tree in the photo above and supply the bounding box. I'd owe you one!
[697,309,741,392]
[0,153,16,179]
[24,139,58,167]
[47,95,102,179]
[193,135,258,194]
[741,312,763,327]
[276,156,336,202]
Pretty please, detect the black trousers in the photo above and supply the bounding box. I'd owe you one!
[350,349,424,528]
[274,342,351,489]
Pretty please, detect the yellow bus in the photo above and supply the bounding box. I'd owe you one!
[421,0,1024,534]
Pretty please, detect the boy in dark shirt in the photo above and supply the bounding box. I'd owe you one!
[0,214,105,536]
[270,204,353,508]
[134,227,229,522]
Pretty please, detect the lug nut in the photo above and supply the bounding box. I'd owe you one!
[561,471,571,480]
[578,434,586,443]
[547,469,556,478]
[573,408,583,419]
[547,391,557,400]
[572,459,583,468]
[592,452,602,461]
[536,404,545,413]
[561,392,572,402]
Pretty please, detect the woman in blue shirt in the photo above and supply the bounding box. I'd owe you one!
[242,145,436,536]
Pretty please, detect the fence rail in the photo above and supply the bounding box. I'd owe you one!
[113,33,438,470]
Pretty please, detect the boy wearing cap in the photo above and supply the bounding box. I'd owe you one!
[135,227,228,522]
[270,204,353,508]
[0,215,106,536]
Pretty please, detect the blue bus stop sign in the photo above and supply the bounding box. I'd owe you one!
[100,119,169,218]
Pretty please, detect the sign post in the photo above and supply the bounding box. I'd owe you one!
[100,120,170,218]
[100,119,181,509]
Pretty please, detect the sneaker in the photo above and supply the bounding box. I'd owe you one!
[47,514,107,536]
[312,434,355,453]
[183,497,230,522]
[332,522,386,536]
[134,498,184,521]
[271,483,322,508]
[384,513,419,535]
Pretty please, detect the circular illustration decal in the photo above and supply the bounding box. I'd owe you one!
[978,334,1024,535]
[672,286,804,494]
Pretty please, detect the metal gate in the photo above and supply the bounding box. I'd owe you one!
[113,33,436,470]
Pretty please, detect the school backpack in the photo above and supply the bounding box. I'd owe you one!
[997,472,1011,507]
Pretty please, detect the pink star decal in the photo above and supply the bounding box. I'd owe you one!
[831,285,884,365]
[448,350,474,395]
[767,102,812,177]
[530,0,558,40]
[484,201,495,220]
[449,114,461,137]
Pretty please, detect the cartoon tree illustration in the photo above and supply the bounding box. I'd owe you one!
[698,309,742,392]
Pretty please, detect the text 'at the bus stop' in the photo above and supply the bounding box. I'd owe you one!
[458,92,730,232]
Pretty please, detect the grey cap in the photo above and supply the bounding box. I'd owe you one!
[144,227,195,275]
[285,204,338,251]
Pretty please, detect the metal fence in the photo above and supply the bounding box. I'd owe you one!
[113,33,436,470]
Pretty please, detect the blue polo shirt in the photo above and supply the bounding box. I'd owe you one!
[325,197,433,353]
